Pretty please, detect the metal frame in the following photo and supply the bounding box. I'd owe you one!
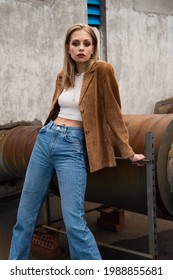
[145,132,158,259]
[42,132,158,259]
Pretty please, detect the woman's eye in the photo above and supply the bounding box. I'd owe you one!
[84,42,91,47]
[72,41,79,46]
[71,41,92,47]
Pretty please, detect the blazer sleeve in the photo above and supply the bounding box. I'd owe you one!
[99,62,134,158]
[44,72,62,125]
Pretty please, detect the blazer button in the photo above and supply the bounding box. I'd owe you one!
[85,129,89,134]
[80,109,84,113]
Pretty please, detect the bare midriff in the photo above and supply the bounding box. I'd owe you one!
[53,117,83,127]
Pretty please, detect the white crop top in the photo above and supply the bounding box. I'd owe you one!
[58,73,84,122]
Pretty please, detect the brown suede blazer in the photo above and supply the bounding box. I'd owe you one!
[45,60,134,173]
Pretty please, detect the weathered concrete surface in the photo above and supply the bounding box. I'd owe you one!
[0,0,173,122]
[134,0,173,15]
[0,0,87,124]
[106,0,173,114]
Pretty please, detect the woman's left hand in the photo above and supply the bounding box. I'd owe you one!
[128,154,146,166]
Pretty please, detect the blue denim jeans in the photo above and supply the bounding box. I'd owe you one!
[9,120,101,260]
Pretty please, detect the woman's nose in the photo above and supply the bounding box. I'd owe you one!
[79,43,84,50]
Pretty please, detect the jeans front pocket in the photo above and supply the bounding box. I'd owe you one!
[64,130,84,144]
[38,126,47,134]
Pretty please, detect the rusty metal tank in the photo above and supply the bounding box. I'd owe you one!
[0,114,173,217]
[154,98,173,114]
[85,114,173,217]
[0,126,40,181]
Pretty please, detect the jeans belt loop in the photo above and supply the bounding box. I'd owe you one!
[48,120,54,129]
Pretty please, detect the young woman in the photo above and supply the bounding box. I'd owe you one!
[9,23,145,260]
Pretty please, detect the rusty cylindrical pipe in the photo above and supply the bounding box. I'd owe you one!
[0,126,40,181]
[85,114,173,217]
[0,115,173,217]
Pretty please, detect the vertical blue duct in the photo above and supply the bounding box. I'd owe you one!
[87,0,101,26]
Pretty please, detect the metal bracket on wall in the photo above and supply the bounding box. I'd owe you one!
[42,132,158,260]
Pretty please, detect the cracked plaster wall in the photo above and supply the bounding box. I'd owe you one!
[0,0,173,124]
[0,0,87,124]
[106,0,173,114]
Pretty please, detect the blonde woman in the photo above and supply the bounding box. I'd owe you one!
[9,24,145,260]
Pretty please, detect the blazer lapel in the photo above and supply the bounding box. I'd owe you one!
[79,64,96,104]
[50,75,63,111]
[51,63,96,107]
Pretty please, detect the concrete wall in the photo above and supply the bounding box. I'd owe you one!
[0,0,173,124]
[0,0,87,124]
[106,0,173,114]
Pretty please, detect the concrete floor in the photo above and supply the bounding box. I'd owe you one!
[1,193,173,260]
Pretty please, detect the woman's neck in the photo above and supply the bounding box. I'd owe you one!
[76,62,88,74]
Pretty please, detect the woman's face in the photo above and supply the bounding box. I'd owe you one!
[68,29,94,68]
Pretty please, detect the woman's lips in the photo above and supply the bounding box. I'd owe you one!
[77,54,85,57]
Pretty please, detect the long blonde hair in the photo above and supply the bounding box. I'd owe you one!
[62,23,98,89]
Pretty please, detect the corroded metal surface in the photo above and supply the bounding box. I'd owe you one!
[0,114,173,216]
[86,114,173,216]
[154,97,173,114]
[0,126,40,181]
